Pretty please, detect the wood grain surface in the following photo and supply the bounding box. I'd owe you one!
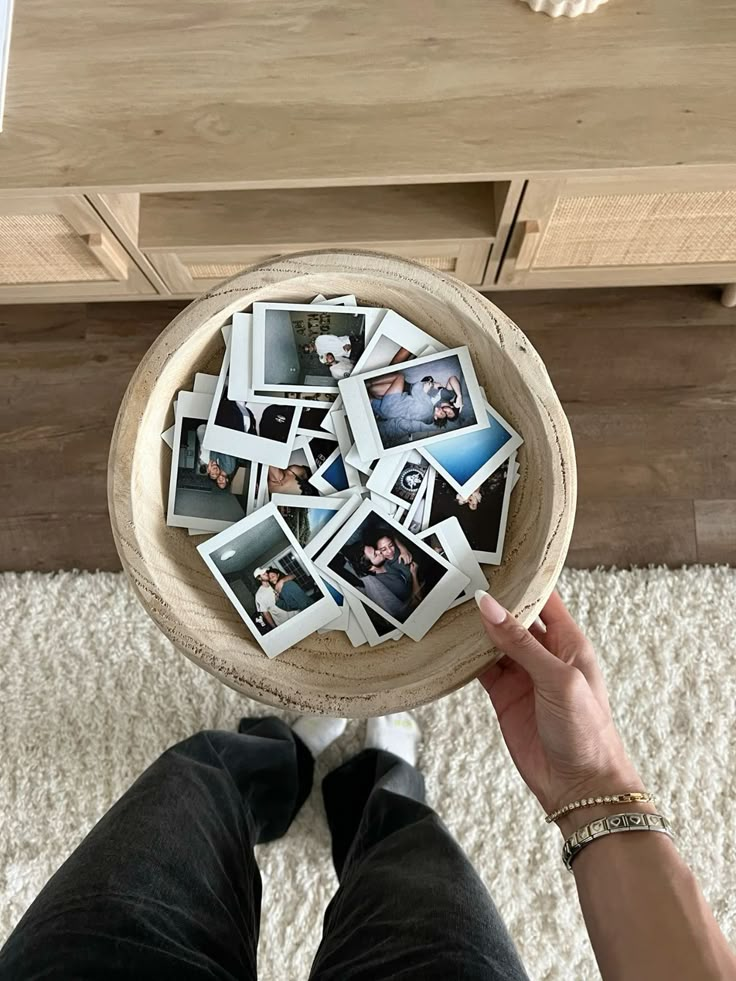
[4,1,736,191]
[107,251,577,716]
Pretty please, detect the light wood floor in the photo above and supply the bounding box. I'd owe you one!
[1,286,734,571]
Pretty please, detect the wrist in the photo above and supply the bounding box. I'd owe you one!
[549,762,649,837]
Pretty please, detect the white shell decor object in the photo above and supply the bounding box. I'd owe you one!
[520,0,609,17]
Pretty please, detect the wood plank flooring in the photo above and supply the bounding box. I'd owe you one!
[0,285,734,571]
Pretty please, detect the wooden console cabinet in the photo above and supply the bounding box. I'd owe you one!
[1,1,735,305]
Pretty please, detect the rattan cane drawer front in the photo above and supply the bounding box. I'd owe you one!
[536,190,736,269]
[0,212,112,284]
[0,195,156,302]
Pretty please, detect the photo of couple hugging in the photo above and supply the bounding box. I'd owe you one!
[363,351,470,448]
[330,516,445,624]
[253,566,315,633]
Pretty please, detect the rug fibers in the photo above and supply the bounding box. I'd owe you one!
[1,569,735,980]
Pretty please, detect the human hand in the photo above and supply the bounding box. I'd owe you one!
[476,590,643,818]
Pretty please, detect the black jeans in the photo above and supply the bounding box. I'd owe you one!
[0,717,529,980]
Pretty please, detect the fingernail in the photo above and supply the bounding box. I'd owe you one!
[474,590,507,625]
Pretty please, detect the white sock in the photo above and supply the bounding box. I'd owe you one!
[365,712,421,767]
[292,715,347,757]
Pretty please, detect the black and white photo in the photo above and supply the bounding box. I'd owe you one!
[315,500,469,641]
[167,391,256,532]
[339,347,489,459]
[197,504,339,657]
[422,453,517,564]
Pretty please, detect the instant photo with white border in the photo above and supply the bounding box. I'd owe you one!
[203,346,303,468]
[314,499,469,641]
[344,609,368,647]
[228,310,339,409]
[251,302,387,395]
[343,591,403,647]
[270,492,362,559]
[350,309,446,376]
[420,400,523,498]
[167,391,258,533]
[417,518,489,609]
[345,442,376,476]
[330,407,363,489]
[367,449,430,511]
[339,346,490,460]
[310,445,354,495]
[197,502,340,658]
[422,451,517,564]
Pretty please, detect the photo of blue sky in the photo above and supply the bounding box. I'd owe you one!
[307,507,338,539]
[424,410,512,485]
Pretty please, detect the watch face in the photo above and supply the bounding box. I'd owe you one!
[399,466,425,493]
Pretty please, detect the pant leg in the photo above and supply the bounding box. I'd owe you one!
[310,749,530,981]
[0,717,313,981]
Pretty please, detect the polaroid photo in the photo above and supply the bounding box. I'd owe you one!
[260,445,316,502]
[343,591,403,647]
[344,609,367,648]
[228,310,339,409]
[303,435,339,474]
[312,293,358,307]
[317,575,350,633]
[345,442,377,477]
[315,499,469,641]
[401,469,429,532]
[197,503,339,658]
[251,302,387,395]
[194,372,219,396]
[203,346,302,468]
[310,445,352,495]
[339,347,490,460]
[367,449,430,511]
[162,420,175,449]
[167,391,257,533]
[254,464,270,509]
[329,408,362,488]
[417,517,488,610]
[422,452,517,564]
[369,493,400,518]
[227,312,253,401]
[270,491,362,559]
[297,405,332,435]
[350,309,445,376]
[420,401,523,498]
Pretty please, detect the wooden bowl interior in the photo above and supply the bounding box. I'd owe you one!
[114,256,574,716]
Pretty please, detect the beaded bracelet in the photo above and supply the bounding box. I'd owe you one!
[546,791,656,824]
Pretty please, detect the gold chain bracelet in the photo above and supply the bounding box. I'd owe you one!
[546,791,656,824]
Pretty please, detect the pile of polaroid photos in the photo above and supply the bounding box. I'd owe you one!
[162,295,523,658]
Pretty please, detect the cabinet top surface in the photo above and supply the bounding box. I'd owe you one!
[2,0,735,191]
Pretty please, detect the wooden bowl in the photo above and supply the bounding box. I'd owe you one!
[108,250,576,717]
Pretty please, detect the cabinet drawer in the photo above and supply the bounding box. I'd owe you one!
[138,184,504,295]
[0,195,155,301]
[498,177,736,289]
[146,239,491,296]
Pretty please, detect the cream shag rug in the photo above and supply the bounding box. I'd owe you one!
[1,569,735,980]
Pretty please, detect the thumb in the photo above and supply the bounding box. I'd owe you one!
[475,590,567,689]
